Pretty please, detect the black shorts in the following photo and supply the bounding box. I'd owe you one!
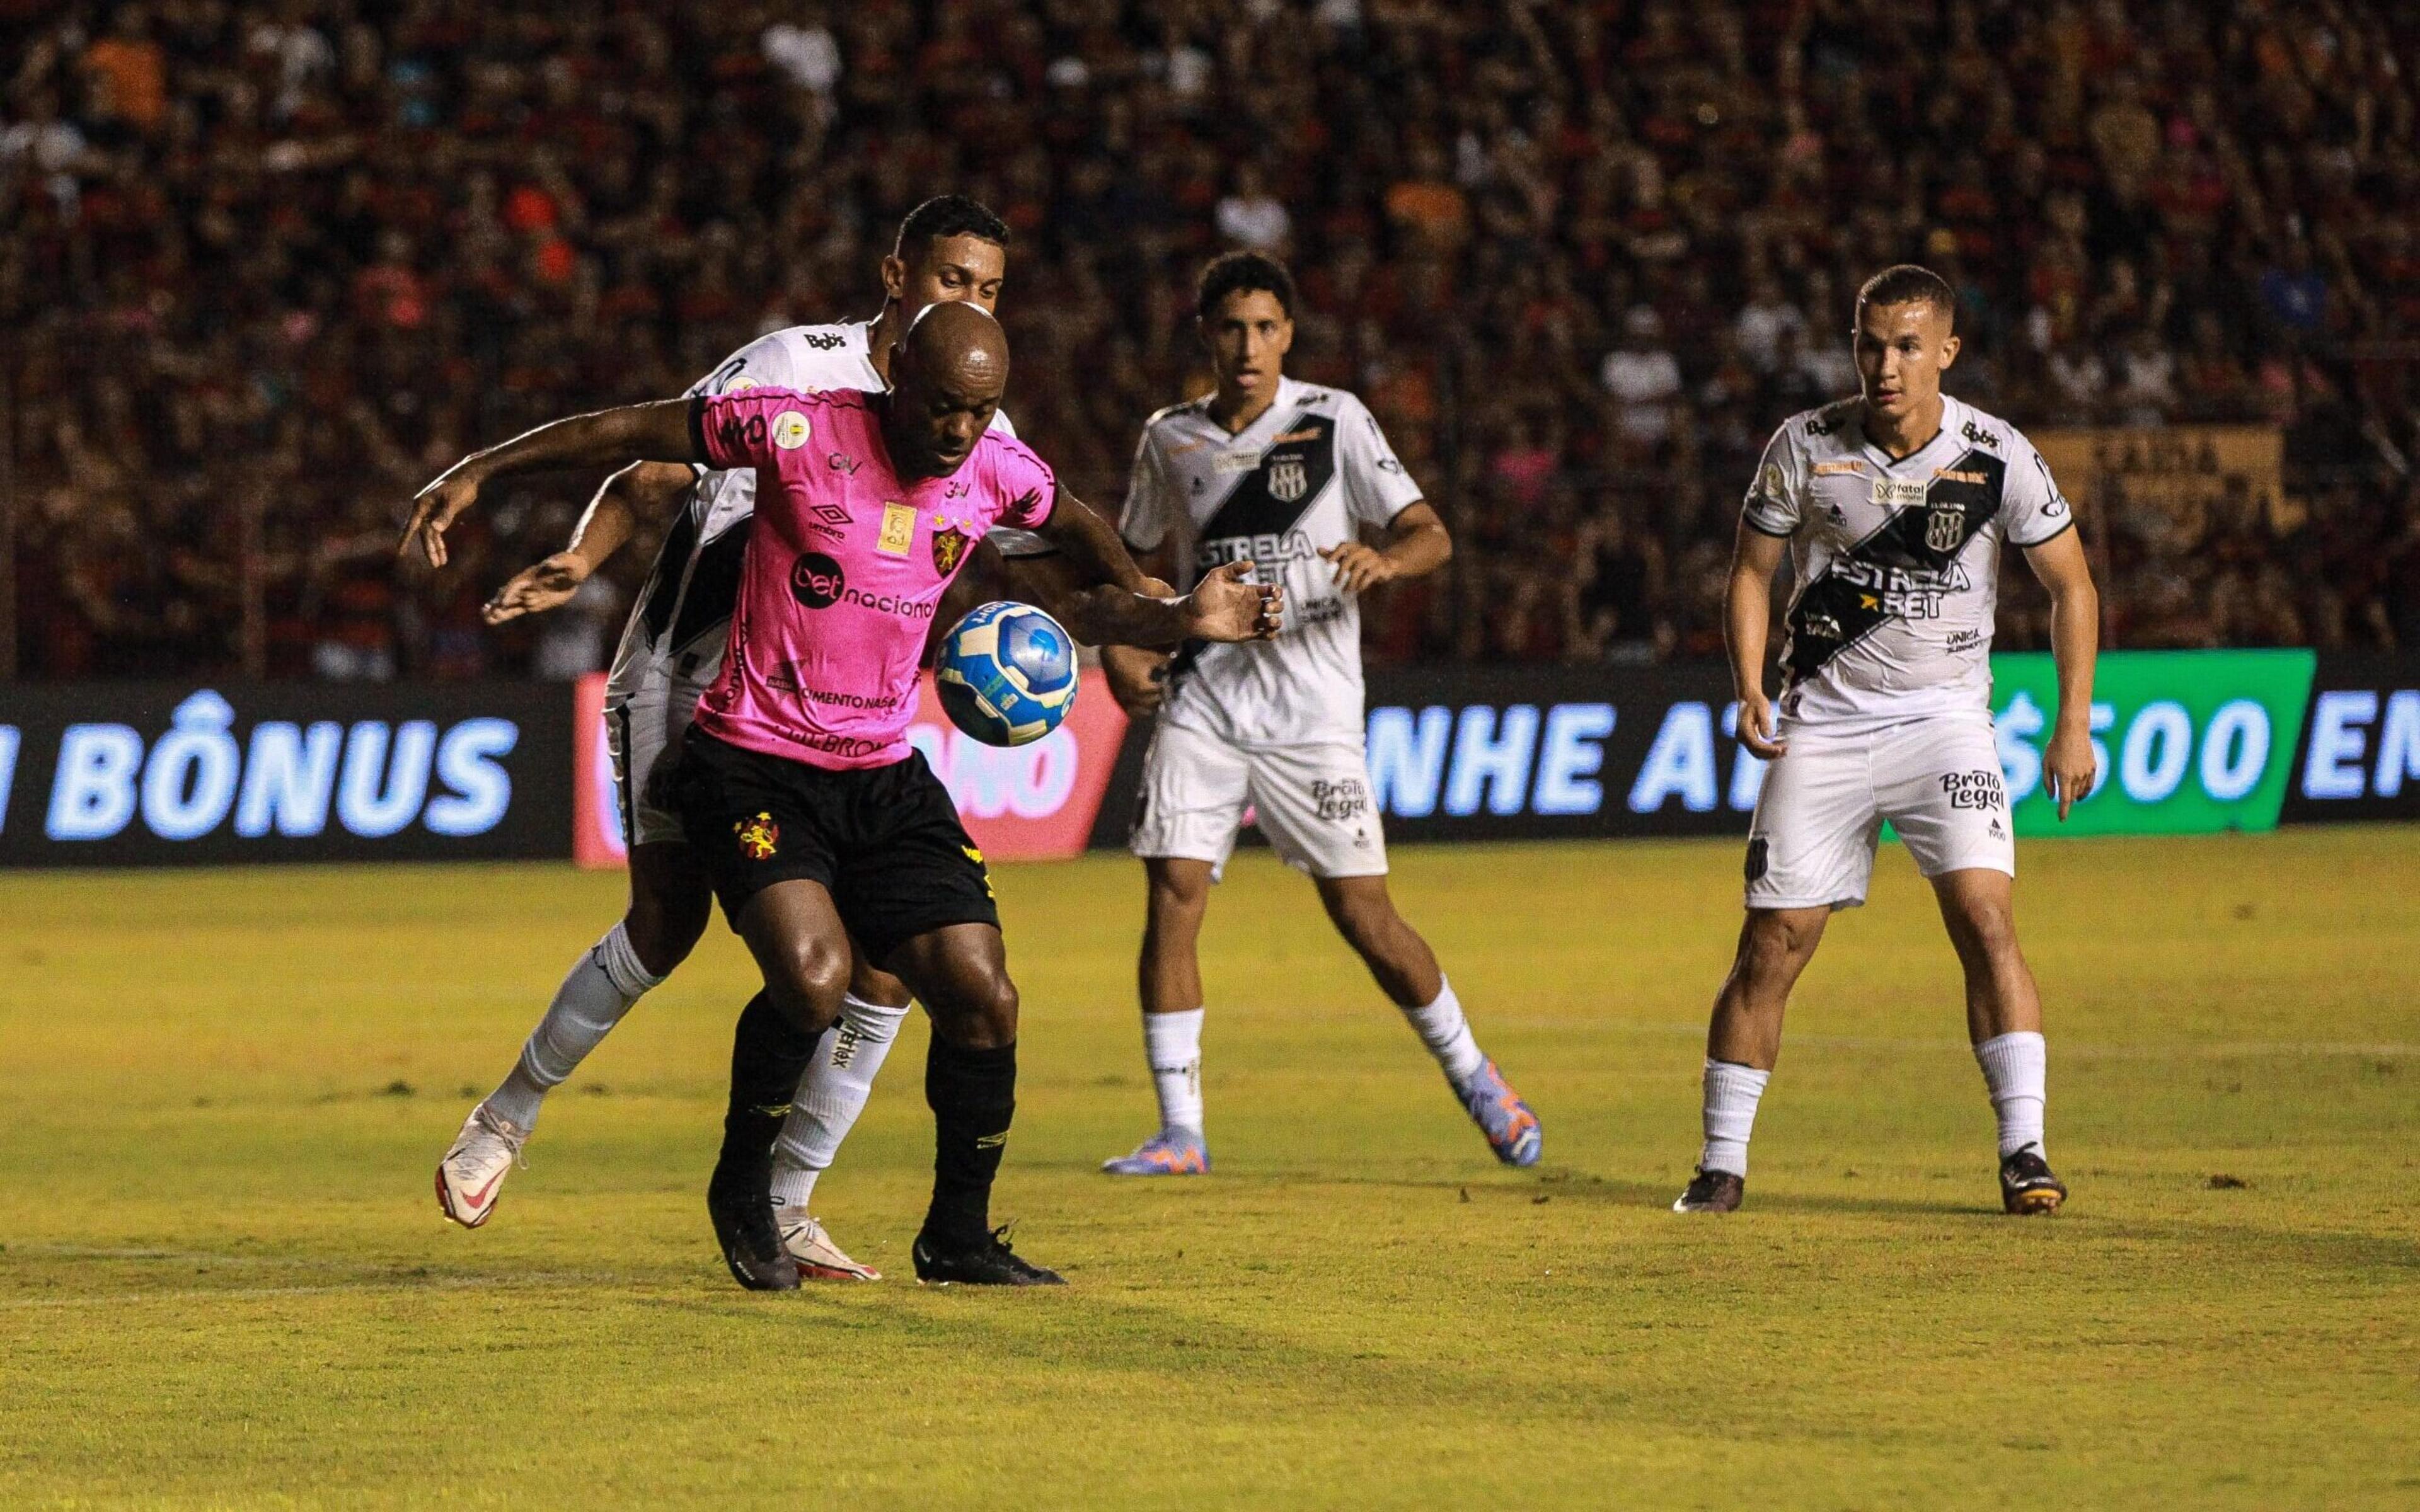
[671,728,999,966]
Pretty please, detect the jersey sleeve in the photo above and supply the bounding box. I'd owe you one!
[686,329,800,400]
[693,388,811,473]
[2000,432,2075,547]
[1337,396,1425,527]
[990,440,1057,532]
[1741,424,1804,537]
[1118,427,1175,551]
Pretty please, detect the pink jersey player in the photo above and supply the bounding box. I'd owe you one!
[688,386,1057,770]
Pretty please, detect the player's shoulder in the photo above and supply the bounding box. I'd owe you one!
[1775,397,1862,452]
[1282,379,1366,420]
[1141,393,1216,435]
[1944,397,2036,459]
[974,425,1050,475]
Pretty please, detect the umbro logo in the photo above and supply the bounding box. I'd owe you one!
[807,501,850,539]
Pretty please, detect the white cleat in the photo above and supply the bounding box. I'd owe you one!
[434,1104,527,1228]
[780,1216,883,1281]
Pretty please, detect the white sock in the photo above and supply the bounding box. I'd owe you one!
[483,924,662,1131]
[1699,1058,1772,1177]
[1400,977,1487,1085]
[769,992,911,1217]
[1143,1008,1207,1137]
[1974,1031,2048,1159]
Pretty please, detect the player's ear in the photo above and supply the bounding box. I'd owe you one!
[880,255,908,303]
[1940,332,1962,371]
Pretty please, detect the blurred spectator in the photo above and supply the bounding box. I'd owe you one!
[1,0,2414,681]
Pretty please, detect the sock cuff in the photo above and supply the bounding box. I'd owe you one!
[1418,976,1457,1012]
[594,922,664,998]
[930,1036,1016,1074]
[1974,1031,2047,1062]
[839,992,911,1038]
[1705,1058,1772,1091]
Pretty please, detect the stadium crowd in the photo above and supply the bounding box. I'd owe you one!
[5,0,2417,679]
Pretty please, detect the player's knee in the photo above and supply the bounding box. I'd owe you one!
[1947,896,2019,961]
[932,968,1019,1049]
[1739,910,1822,981]
[625,891,710,978]
[765,938,851,1030]
[1323,888,1400,956]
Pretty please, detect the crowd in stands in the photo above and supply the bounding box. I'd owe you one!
[6,0,2418,679]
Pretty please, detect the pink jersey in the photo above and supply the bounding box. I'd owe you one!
[689,387,1057,770]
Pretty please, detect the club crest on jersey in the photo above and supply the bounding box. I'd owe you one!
[735,812,780,861]
[931,527,972,575]
[1926,505,1965,553]
[1267,455,1310,503]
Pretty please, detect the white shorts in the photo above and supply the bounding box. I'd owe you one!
[1129,721,1388,880]
[1744,713,2014,910]
[605,661,717,847]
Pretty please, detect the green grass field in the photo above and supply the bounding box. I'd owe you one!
[2,830,2416,1509]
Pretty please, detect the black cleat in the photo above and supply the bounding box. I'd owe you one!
[707,1168,798,1292]
[911,1225,1067,1286]
[1999,1144,2068,1215]
[1671,1167,1745,1213]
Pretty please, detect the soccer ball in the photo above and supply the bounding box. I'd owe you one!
[935,601,1079,747]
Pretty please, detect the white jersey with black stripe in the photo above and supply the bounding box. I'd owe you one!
[1743,393,2073,733]
[601,320,1024,704]
[1119,376,1424,747]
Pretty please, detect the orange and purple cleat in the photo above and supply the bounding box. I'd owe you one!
[1455,1059,1543,1167]
[1100,1128,1211,1177]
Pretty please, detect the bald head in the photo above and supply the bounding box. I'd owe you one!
[884,301,1011,479]
[901,300,1010,396]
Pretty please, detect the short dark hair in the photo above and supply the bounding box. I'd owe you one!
[894,195,1010,258]
[1196,251,1296,322]
[1856,264,1957,328]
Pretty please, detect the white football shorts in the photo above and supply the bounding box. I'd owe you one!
[1130,719,1388,879]
[604,656,719,848]
[1743,713,2015,910]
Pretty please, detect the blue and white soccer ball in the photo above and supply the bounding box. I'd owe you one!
[935,601,1079,747]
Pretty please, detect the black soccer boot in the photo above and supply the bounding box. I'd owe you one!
[1671,1167,1746,1213]
[1998,1143,2068,1215]
[707,1168,798,1292]
[911,1224,1066,1286]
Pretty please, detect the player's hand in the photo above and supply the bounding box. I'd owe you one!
[1736,689,1788,760]
[1320,542,1398,594]
[1179,560,1284,643]
[2043,720,2098,821]
[1102,644,1170,718]
[400,468,481,570]
[483,553,592,624]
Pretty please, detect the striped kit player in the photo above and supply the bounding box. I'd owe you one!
[1674,265,2102,1220]
[1099,252,1541,1179]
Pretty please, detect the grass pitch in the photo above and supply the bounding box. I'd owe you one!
[1,830,2415,1509]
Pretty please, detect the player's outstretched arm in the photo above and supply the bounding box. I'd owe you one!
[1727,521,1790,760]
[1034,487,1281,646]
[481,461,696,624]
[2024,527,2101,820]
[400,399,702,570]
[1320,501,1451,592]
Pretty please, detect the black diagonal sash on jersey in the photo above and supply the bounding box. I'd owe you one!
[669,515,751,651]
[1782,449,2006,682]
[1195,410,1337,547]
[637,493,703,644]
[1165,409,1337,693]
